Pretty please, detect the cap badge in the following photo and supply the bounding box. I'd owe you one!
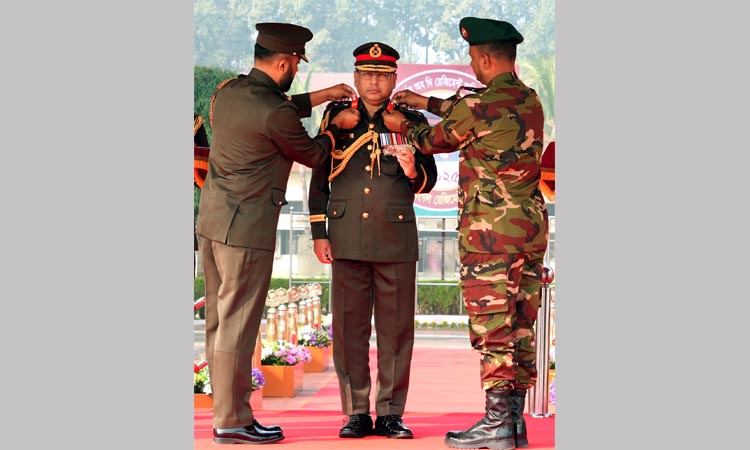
[460,27,468,39]
[369,43,382,58]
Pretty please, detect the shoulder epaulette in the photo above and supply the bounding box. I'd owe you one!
[194,114,204,136]
[325,100,353,111]
[209,77,237,127]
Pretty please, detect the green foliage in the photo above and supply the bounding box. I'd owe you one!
[194,0,555,71]
[194,185,201,227]
[518,54,555,142]
[195,276,206,301]
[193,1,555,149]
[194,275,206,319]
[415,282,463,315]
[194,366,210,394]
[194,65,238,142]
[195,276,466,316]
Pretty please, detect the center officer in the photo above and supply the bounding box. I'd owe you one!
[308,42,438,439]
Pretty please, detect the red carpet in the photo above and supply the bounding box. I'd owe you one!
[195,347,555,449]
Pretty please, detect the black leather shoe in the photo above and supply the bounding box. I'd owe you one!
[213,423,284,444]
[339,414,373,438]
[374,414,413,439]
[253,419,282,433]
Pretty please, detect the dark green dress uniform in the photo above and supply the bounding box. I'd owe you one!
[309,94,438,419]
[196,23,341,432]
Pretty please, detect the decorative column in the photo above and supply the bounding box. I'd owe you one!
[529,266,554,418]
[287,302,298,344]
[277,304,288,343]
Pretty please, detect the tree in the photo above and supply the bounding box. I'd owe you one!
[194,66,238,142]
[194,0,555,69]
[518,54,555,142]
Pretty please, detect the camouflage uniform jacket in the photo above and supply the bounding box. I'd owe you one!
[309,100,438,262]
[405,71,549,254]
[196,68,337,251]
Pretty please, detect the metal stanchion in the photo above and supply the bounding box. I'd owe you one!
[529,266,554,418]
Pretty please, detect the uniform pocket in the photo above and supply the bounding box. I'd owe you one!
[385,205,415,223]
[327,200,346,219]
[271,188,288,207]
[460,255,511,314]
[462,281,509,314]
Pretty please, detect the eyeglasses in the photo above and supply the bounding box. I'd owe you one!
[357,71,394,82]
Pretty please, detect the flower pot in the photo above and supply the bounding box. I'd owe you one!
[303,345,331,373]
[194,393,213,408]
[260,364,304,398]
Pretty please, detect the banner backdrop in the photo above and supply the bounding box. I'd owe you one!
[394,64,479,217]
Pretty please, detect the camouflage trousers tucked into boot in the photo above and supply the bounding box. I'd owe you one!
[509,389,528,448]
[444,389,515,450]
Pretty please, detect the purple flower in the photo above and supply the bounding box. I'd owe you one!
[251,367,265,390]
[261,341,312,366]
[298,325,332,348]
[549,379,555,405]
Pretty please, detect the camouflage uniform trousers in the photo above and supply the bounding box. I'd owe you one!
[460,249,546,391]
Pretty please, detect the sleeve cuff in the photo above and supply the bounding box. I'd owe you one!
[324,123,340,135]
[291,93,312,118]
[427,96,443,116]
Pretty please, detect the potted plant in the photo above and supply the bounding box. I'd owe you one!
[297,325,332,373]
[260,340,311,397]
[194,364,266,408]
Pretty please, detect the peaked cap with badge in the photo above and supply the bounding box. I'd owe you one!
[352,42,400,73]
[459,17,524,45]
[255,22,313,62]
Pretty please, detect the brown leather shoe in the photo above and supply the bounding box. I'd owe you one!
[339,414,373,438]
[213,423,284,444]
[374,414,414,439]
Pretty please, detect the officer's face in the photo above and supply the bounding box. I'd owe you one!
[468,47,487,85]
[353,70,396,105]
[279,56,300,92]
[279,66,294,92]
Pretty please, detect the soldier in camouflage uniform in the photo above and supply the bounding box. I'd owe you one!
[308,42,437,440]
[384,18,548,450]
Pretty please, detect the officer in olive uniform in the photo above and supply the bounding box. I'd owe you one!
[196,22,358,445]
[308,42,438,440]
[384,18,549,450]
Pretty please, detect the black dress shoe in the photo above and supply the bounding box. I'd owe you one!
[339,413,373,438]
[374,414,413,439]
[213,423,284,444]
[253,419,282,433]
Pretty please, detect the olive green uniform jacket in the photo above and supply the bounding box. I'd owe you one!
[308,100,438,261]
[197,68,339,250]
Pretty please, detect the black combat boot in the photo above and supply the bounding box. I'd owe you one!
[444,389,515,450]
[509,389,528,447]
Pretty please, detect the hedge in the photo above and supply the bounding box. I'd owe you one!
[194,277,463,318]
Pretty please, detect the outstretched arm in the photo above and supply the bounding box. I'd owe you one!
[308,83,356,107]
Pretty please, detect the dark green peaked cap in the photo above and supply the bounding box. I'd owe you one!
[459,17,524,45]
[255,22,313,62]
